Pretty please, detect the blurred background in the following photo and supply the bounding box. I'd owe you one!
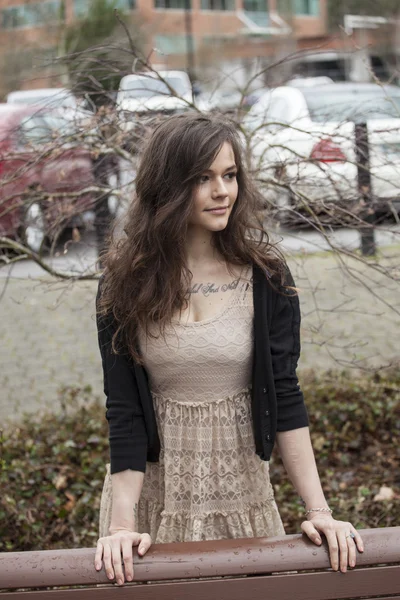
[0,0,399,552]
[1,0,399,97]
[3,0,400,412]
[0,0,400,416]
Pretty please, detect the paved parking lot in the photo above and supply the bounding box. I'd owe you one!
[1,243,399,423]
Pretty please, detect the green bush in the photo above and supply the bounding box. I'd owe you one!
[271,369,400,532]
[1,370,399,551]
[0,387,108,552]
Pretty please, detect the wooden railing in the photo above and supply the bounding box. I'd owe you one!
[1,527,399,599]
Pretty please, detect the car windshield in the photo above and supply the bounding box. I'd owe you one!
[11,94,76,109]
[19,114,76,144]
[302,88,400,122]
[120,76,188,98]
[12,95,43,105]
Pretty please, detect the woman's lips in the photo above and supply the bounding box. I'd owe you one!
[205,206,228,214]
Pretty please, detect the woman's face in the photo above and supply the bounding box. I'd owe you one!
[188,142,238,233]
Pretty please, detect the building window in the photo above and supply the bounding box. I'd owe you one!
[73,0,134,18]
[293,0,319,15]
[243,0,268,27]
[200,0,235,9]
[154,0,190,8]
[155,34,195,54]
[243,0,267,11]
[2,1,63,29]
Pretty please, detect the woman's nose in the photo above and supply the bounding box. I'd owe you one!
[212,177,228,197]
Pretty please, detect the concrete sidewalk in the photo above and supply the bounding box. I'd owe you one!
[1,249,399,422]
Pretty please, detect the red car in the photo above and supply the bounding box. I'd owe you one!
[0,104,95,252]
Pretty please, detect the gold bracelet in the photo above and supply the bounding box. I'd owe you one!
[305,507,333,516]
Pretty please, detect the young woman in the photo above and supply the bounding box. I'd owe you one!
[95,113,363,586]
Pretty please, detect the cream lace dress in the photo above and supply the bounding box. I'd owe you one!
[99,269,284,542]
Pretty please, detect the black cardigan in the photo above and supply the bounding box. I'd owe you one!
[96,264,309,474]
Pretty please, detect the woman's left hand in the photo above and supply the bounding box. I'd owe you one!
[301,514,364,573]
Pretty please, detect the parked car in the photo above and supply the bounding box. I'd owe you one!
[6,88,94,127]
[242,82,400,217]
[116,71,195,127]
[207,86,268,113]
[286,76,334,88]
[0,104,95,252]
[288,51,393,84]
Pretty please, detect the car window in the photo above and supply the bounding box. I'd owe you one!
[119,76,188,99]
[19,114,75,145]
[292,58,346,81]
[42,114,75,136]
[10,95,41,105]
[10,93,76,109]
[302,89,400,122]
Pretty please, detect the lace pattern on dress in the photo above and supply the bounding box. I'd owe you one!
[99,267,285,542]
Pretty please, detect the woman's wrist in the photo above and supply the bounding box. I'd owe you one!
[109,525,135,535]
[109,511,137,533]
[109,497,139,534]
[305,506,333,519]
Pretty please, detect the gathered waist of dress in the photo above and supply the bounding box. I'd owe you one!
[150,385,252,407]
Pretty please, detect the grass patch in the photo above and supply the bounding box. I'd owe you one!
[1,370,399,551]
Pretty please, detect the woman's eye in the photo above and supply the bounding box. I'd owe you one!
[199,175,209,183]
[225,172,237,180]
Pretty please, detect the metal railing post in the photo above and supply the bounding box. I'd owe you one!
[355,121,376,257]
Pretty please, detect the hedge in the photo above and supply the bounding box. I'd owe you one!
[1,369,399,551]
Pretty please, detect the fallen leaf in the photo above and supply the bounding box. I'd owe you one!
[53,474,67,491]
[313,435,326,451]
[64,491,76,512]
[373,486,395,502]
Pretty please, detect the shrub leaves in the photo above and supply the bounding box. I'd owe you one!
[1,370,399,551]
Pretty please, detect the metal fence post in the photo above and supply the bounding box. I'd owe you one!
[355,121,376,256]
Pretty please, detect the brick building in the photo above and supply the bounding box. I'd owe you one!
[1,0,396,96]
[0,0,332,95]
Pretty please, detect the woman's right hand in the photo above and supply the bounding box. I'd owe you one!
[95,529,152,585]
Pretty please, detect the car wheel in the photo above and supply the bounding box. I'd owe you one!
[22,202,47,253]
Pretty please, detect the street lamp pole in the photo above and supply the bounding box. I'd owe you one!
[185,0,195,80]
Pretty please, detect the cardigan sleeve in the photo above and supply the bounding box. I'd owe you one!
[96,281,148,474]
[270,268,309,431]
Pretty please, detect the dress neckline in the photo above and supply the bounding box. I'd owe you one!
[172,265,252,327]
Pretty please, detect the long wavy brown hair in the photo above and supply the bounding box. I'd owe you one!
[98,112,286,362]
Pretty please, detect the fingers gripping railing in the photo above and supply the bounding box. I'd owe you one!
[0,528,399,600]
